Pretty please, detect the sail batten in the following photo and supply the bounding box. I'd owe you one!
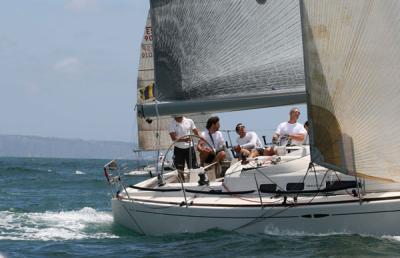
[140,0,305,116]
[302,0,400,182]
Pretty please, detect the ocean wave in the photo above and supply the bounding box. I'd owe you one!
[382,235,400,242]
[0,207,119,241]
[263,225,353,237]
[0,166,49,174]
[263,226,400,239]
[75,170,86,175]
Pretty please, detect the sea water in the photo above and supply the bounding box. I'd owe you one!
[1,157,400,258]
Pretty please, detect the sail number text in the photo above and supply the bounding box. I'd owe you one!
[144,26,153,41]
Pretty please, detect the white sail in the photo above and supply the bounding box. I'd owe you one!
[138,0,306,117]
[137,13,210,150]
[301,0,400,182]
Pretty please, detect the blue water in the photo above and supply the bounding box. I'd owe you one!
[1,157,400,258]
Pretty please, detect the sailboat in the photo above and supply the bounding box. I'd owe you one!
[104,0,400,235]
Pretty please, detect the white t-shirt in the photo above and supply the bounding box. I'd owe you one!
[201,130,225,151]
[275,122,307,145]
[236,131,263,150]
[169,117,196,149]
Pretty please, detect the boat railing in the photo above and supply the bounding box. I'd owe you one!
[158,134,228,205]
[103,159,132,199]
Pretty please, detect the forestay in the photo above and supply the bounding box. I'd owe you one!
[137,13,209,150]
[138,0,305,117]
[301,0,400,182]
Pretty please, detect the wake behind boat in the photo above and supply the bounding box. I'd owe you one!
[104,0,400,236]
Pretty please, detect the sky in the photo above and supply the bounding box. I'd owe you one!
[0,0,306,144]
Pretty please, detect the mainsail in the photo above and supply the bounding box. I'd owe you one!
[301,0,400,182]
[137,12,209,150]
[138,0,306,118]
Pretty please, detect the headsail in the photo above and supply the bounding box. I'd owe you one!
[138,0,306,117]
[137,13,170,150]
[301,0,400,182]
[137,12,209,150]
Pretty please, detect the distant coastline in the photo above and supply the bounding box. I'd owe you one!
[0,134,138,159]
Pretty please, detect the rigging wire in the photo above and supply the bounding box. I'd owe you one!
[232,162,331,231]
[229,146,363,231]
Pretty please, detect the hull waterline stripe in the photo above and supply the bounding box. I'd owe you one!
[124,207,400,220]
[127,208,299,219]
[117,194,400,208]
[129,185,255,195]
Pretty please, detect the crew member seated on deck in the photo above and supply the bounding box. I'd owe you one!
[197,116,226,166]
[265,107,307,155]
[233,123,264,159]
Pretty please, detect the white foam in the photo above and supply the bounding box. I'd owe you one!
[75,170,86,175]
[382,235,400,242]
[263,224,352,237]
[263,226,400,239]
[0,207,119,241]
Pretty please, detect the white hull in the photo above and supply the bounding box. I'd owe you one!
[112,193,400,235]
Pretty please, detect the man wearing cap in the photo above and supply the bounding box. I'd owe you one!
[234,123,264,158]
[169,116,200,176]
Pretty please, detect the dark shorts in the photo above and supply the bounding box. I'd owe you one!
[204,149,224,164]
[204,152,216,164]
[173,146,198,170]
[256,148,265,155]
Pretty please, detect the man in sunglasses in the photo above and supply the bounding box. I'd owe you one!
[233,123,264,158]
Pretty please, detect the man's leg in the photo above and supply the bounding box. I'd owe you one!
[186,147,198,169]
[199,150,211,166]
[240,149,251,158]
[173,147,185,181]
[249,149,260,158]
[216,151,226,162]
[263,147,276,156]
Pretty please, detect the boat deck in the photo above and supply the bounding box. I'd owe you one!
[119,185,400,207]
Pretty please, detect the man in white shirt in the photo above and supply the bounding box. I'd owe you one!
[233,123,264,158]
[197,116,226,165]
[272,107,307,146]
[169,116,200,172]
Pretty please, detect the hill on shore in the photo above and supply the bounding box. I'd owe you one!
[0,135,137,159]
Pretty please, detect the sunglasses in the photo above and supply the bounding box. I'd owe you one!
[236,125,245,131]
